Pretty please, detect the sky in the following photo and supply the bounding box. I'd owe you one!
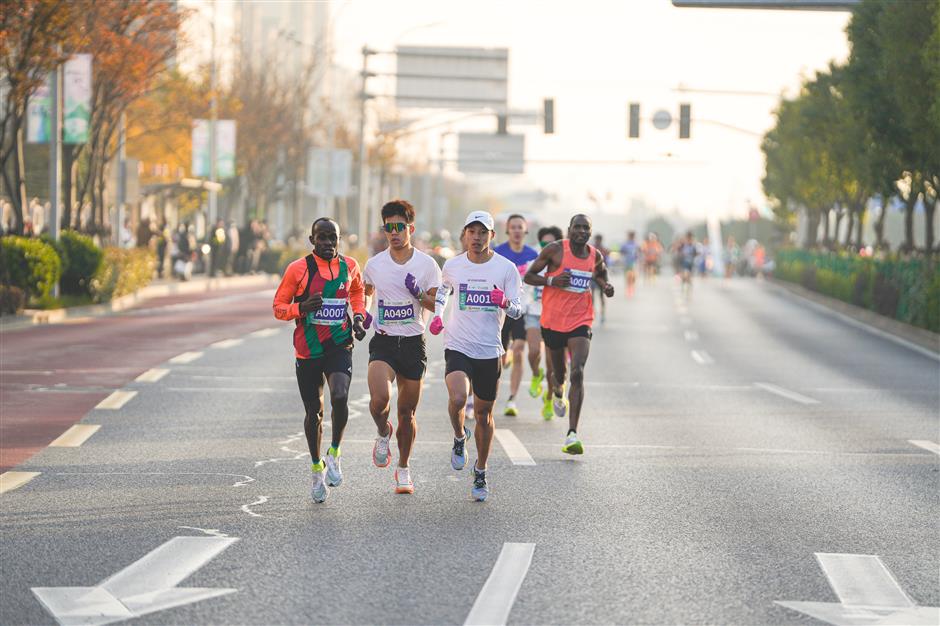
[184,0,851,224]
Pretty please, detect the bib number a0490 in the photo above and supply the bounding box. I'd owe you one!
[306,297,347,326]
[378,299,415,325]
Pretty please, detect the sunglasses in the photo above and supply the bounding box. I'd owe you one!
[539,240,553,248]
[382,223,409,233]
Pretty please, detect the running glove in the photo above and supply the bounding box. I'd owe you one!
[429,316,444,335]
[362,311,373,329]
[490,285,508,309]
[404,273,421,299]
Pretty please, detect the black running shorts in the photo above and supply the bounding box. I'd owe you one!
[295,348,353,413]
[540,325,592,351]
[444,349,502,402]
[500,315,526,350]
[368,333,428,381]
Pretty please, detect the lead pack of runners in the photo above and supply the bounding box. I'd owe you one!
[274,202,613,503]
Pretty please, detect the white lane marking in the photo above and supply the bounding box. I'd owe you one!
[210,338,244,349]
[168,351,203,364]
[684,330,698,341]
[135,368,168,383]
[178,526,230,538]
[167,387,289,393]
[0,471,41,494]
[494,429,536,466]
[464,543,535,626]
[32,536,239,626]
[55,471,255,488]
[95,390,137,410]
[754,382,820,405]
[241,495,268,517]
[249,327,280,338]
[49,424,101,447]
[908,440,940,456]
[776,553,939,625]
[690,350,713,365]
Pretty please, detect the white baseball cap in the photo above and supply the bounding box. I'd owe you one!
[463,210,495,231]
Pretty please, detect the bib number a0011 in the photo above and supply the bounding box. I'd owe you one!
[378,299,415,325]
[306,297,347,326]
[564,269,593,293]
[458,279,496,312]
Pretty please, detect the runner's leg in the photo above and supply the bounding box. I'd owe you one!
[326,371,351,448]
[566,337,591,434]
[396,377,422,467]
[446,371,470,439]
[473,396,495,469]
[509,338,525,398]
[367,360,394,438]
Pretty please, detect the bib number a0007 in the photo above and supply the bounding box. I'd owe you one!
[458,279,496,312]
[306,297,347,326]
[378,299,415,325]
[564,269,592,293]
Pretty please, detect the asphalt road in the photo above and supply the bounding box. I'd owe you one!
[1,276,937,625]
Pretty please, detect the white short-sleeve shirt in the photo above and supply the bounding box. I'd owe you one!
[363,248,442,336]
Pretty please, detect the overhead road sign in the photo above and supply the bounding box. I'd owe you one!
[672,0,859,9]
[395,46,508,111]
[457,132,524,174]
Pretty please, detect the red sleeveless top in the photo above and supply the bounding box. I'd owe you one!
[540,240,595,332]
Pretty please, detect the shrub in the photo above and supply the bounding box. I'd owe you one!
[0,236,61,303]
[58,231,104,296]
[91,247,155,302]
[0,285,25,315]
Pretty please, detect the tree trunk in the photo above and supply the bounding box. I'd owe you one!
[925,192,936,253]
[833,206,845,247]
[62,144,74,230]
[845,209,855,248]
[855,203,865,248]
[805,209,820,248]
[873,194,888,248]
[902,191,917,252]
[821,208,831,247]
[13,124,28,234]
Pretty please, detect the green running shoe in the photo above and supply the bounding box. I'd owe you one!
[528,368,544,398]
[541,389,553,420]
[562,431,583,455]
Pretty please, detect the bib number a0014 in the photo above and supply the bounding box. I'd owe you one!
[306,297,347,326]
[564,269,592,293]
[458,279,496,312]
[378,299,415,325]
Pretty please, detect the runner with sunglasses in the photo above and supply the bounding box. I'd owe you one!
[273,218,367,503]
[362,200,441,494]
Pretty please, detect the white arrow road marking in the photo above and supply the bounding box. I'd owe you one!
[690,350,713,365]
[168,351,203,364]
[464,543,535,626]
[134,368,168,383]
[94,391,137,410]
[49,425,100,447]
[754,382,820,405]
[494,429,536,466]
[32,536,238,626]
[249,327,280,338]
[775,553,939,625]
[0,471,40,494]
[908,440,940,456]
[210,338,243,349]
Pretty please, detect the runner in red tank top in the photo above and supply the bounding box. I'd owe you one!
[524,214,614,455]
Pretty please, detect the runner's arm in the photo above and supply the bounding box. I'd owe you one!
[347,258,366,317]
[592,249,610,288]
[363,283,375,313]
[523,242,560,286]
[272,262,303,321]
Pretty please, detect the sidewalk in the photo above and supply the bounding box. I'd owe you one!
[0,273,279,333]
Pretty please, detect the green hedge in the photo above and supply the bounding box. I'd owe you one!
[775,249,940,333]
[0,236,62,304]
[0,285,26,315]
[42,230,104,296]
[90,248,155,302]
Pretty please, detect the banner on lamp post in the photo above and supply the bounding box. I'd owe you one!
[63,54,92,144]
[27,79,51,143]
[192,119,236,179]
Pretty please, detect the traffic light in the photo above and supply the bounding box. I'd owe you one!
[543,98,554,134]
[628,103,640,138]
[679,103,691,139]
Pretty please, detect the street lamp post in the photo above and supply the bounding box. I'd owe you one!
[208,0,218,225]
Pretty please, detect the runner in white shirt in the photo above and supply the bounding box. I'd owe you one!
[429,210,523,501]
[363,200,441,495]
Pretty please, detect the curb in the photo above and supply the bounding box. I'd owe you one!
[765,277,940,359]
[0,274,278,333]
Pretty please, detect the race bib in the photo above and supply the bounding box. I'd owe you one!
[306,297,347,326]
[564,269,592,293]
[458,279,496,311]
[533,286,543,302]
[378,299,415,325]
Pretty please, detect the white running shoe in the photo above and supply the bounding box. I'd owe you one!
[373,422,393,468]
[552,394,568,418]
[310,468,329,503]
[325,447,343,487]
[504,399,518,416]
[451,425,472,471]
[471,465,489,502]
[394,467,414,494]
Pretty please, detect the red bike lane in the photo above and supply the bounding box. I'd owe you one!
[0,286,281,471]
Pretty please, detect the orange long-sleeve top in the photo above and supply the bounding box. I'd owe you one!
[272,254,366,322]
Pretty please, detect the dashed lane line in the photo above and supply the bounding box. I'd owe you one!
[95,390,137,410]
[168,351,203,364]
[48,424,100,447]
[249,327,280,338]
[690,350,714,365]
[210,338,244,349]
[754,382,820,405]
[135,368,169,383]
[684,330,699,341]
[464,543,535,626]
[494,429,536,466]
[908,440,940,456]
[0,471,41,494]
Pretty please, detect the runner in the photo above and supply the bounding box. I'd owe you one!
[678,231,696,297]
[362,200,441,495]
[273,218,367,503]
[534,225,563,420]
[641,232,663,283]
[590,234,612,323]
[524,214,614,455]
[619,230,639,298]
[493,214,542,417]
[429,210,522,501]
